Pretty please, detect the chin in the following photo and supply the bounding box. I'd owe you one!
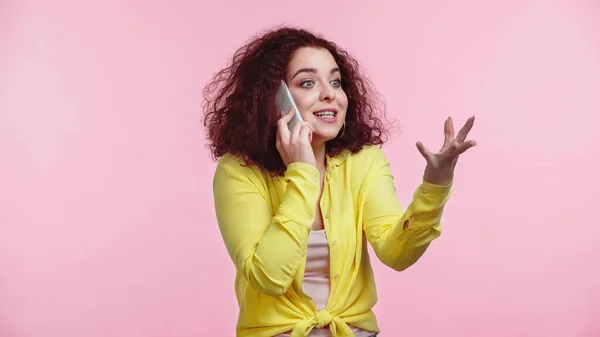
[313,130,341,142]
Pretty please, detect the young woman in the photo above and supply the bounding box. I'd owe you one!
[203,26,476,337]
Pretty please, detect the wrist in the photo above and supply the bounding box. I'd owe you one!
[423,166,453,186]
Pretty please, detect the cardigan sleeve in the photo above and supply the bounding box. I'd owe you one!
[212,155,320,296]
[361,147,452,271]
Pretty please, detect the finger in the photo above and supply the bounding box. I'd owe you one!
[416,141,432,159]
[442,140,476,162]
[455,140,477,155]
[276,122,290,143]
[455,116,475,143]
[299,124,312,143]
[277,108,296,131]
[301,122,315,141]
[302,122,315,134]
[282,107,296,121]
[277,109,294,139]
[443,117,454,147]
[289,120,303,144]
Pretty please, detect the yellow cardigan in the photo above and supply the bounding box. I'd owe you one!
[212,145,452,337]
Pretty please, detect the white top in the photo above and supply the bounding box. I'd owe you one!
[276,230,375,337]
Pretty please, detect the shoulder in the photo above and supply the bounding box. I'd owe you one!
[330,145,392,186]
[345,144,391,170]
[214,152,267,185]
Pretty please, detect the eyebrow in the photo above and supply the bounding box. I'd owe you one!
[291,67,340,79]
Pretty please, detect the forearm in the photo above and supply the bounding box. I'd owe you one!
[244,217,311,296]
[368,180,451,271]
[221,162,320,296]
[386,222,441,271]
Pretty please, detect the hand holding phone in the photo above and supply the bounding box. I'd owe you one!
[275,81,316,167]
[276,109,316,167]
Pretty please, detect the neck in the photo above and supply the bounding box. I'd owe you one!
[312,142,327,173]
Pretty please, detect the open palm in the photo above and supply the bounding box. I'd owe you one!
[417,116,476,185]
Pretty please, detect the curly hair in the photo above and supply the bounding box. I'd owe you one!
[203,26,390,176]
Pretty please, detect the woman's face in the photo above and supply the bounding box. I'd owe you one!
[285,47,348,144]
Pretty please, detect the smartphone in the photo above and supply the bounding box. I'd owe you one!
[275,80,303,131]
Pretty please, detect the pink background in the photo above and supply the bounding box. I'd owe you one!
[1,0,599,336]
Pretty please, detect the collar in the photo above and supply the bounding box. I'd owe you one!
[326,149,351,167]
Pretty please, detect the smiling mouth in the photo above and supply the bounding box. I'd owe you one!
[313,110,337,119]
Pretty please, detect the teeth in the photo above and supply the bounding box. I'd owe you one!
[314,111,335,118]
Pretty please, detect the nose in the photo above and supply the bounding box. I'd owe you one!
[318,83,336,102]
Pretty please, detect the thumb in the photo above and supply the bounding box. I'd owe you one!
[416,142,432,159]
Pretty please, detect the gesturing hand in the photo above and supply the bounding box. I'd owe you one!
[276,107,317,167]
[417,116,476,186]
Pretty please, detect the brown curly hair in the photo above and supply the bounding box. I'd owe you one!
[202,26,390,176]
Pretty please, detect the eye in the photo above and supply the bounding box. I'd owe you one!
[331,79,341,87]
[301,80,315,88]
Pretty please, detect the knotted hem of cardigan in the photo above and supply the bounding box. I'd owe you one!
[290,310,354,337]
